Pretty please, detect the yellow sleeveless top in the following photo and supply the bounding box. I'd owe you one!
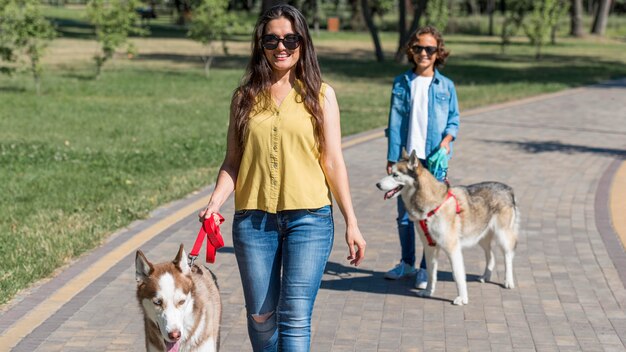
[235,81,332,213]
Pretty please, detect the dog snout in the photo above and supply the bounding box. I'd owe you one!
[168,330,181,341]
[376,182,382,190]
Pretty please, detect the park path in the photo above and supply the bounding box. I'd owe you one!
[1,79,626,351]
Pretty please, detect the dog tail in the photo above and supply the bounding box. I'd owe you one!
[510,194,520,249]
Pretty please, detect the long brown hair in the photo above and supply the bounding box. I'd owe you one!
[231,5,325,154]
[405,26,450,69]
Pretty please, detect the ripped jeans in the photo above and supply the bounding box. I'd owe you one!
[232,206,334,351]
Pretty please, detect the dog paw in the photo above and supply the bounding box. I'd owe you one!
[452,296,468,305]
[416,290,433,298]
[504,281,515,289]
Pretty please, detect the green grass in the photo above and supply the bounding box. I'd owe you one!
[0,68,237,303]
[1,28,626,306]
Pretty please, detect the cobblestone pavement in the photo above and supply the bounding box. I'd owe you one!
[2,80,626,352]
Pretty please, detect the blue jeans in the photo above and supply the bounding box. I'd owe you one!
[397,197,426,269]
[232,205,334,352]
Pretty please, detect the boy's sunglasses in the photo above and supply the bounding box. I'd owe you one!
[411,45,438,56]
[261,34,302,50]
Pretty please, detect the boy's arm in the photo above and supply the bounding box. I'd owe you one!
[444,82,460,140]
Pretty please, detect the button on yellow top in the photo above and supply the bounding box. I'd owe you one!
[235,82,332,213]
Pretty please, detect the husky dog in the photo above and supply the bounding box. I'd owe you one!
[135,244,221,351]
[377,150,519,305]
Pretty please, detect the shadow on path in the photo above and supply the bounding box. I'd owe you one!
[321,261,482,301]
[485,140,626,158]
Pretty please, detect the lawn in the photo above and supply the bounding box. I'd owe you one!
[1,12,626,306]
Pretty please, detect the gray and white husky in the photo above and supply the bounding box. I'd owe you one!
[136,244,221,351]
[377,150,519,305]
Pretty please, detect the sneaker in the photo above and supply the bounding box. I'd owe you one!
[415,268,428,289]
[385,261,417,280]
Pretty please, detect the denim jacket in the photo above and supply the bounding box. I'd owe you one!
[385,68,460,163]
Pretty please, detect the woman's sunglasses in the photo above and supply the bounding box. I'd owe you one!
[411,45,438,56]
[261,34,302,50]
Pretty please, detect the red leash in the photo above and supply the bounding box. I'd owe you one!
[188,213,225,265]
[418,191,461,247]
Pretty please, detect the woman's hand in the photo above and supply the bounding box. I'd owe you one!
[345,224,366,266]
[198,204,221,225]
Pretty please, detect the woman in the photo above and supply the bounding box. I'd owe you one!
[198,5,366,351]
[384,26,460,289]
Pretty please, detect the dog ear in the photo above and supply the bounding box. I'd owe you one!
[135,250,153,282]
[401,148,409,160]
[408,150,420,171]
[173,243,191,275]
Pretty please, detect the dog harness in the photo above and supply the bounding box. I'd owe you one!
[418,191,461,247]
[188,213,225,265]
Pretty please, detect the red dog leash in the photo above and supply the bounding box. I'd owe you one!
[188,213,225,266]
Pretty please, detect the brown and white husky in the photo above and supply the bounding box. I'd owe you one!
[135,244,221,352]
[377,150,519,305]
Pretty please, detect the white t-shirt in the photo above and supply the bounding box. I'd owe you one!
[406,74,433,159]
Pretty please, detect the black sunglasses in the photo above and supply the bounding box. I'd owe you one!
[411,45,438,56]
[261,34,302,50]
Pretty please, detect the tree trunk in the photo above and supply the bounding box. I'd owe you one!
[466,0,479,15]
[570,0,584,36]
[261,0,287,15]
[312,0,320,36]
[487,0,496,35]
[203,44,214,78]
[395,0,428,62]
[591,0,611,35]
[349,0,366,30]
[360,0,384,62]
[395,0,408,62]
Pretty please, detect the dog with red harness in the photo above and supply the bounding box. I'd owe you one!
[377,149,519,305]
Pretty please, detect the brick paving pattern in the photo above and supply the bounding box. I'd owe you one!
[2,80,626,351]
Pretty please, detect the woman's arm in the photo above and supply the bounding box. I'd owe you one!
[199,105,242,221]
[320,85,366,266]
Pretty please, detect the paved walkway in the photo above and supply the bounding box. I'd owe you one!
[2,80,626,352]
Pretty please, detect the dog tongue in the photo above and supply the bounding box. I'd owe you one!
[384,190,395,200]
[165,340,180,352]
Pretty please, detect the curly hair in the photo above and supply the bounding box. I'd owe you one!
[405,26,450,69]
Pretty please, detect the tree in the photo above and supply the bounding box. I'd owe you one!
[0,0,56,94]
[591,0,611,35]
[523,0,569,58]
[361,0,384,61]
[466,0,479,15]
[188,0,237,77]
[348,0,366,30]
[425,0,449,31]
[500,0,531,53]
[87,0,147,78]
[394,0,428,62]
[487,0,496,35]
[570,0,584,36]
[395,0,407,61]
